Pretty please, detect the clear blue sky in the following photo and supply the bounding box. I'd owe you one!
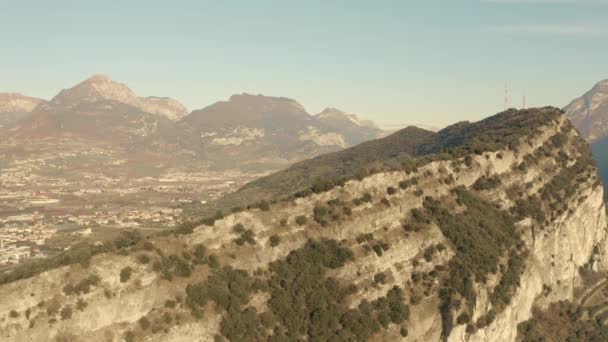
[1,0,607,128]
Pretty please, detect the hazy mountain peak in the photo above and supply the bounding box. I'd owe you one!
[0,93,44,113]
[565,78,608,142]
[141,96,188,120]
[51,74,136,106]
[85,73,114,83]
[226,93,307,112]
[595,79,608,87]
[317,107,346,117]
[316,107,377,128]
[49,74,187,120]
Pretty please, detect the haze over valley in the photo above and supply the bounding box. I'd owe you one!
[0,74,388,265]
[2,1,608,341]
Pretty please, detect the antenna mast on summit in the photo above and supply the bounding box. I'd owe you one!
[522,94,526,109]
[504,81,509,110]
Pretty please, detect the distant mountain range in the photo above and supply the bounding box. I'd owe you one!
[565,79,608,143]
[565,79,608,193]
[0,75,387,172]
[0,93,44,128]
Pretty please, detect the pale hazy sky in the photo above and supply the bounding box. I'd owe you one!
[1,0,607,128]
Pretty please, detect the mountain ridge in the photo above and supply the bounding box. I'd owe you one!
[0,107,603,342]
[48,74,188,121]
[209,107,560,214]
[0,75,389,175]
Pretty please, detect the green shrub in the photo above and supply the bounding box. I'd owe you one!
[374,272,387,285]
[124,331,135,342]
[165,299,177,309]
[208,255,219,269]
[60,305,72,320]
[63,274,101,296]
[185,239,409,341]
[258,200,270,211]
[423,188,523,337]
[232,223,245,234]
[512,196,546,223]
[457,312,471,324]
[175,259,192,277]
[163,312,172,324]
[114,230,142,249]
[76,298,87,311]
[423,245,436,262]
[313,205,330,226]
[9,310,18,318]
[517,301,608,341]
[175,221,195,235]
[139,317,150,330]
[295,215,307,226]
[472,175,501,191]
[269,235,281,247]
[464,155,473,167]
[137,254,150,264]
[193,244,206,262]
[356,233,374,244]
[398,180,410,190]
[120,266,133,283]
[387,186,397,195]
[186,266,256,314]
[372,244,383,257]
[235,230,256,246]
[46,299,61,316]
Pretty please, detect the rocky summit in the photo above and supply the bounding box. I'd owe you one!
[0,107,605,342]
[49,74,188,121]
[565,79,608,143]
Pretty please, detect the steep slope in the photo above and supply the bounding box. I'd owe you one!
[0,107,604,342]
[0,93,44,127]
[214,108,557,212]
[210,125,435,211]
[315,107,384,145]
[565,79,608,142]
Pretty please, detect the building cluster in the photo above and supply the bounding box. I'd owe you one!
[0,148,266,266]
[71,207,183,228]
[0,223,56,264]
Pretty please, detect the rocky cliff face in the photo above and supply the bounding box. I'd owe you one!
[0,108,604,342]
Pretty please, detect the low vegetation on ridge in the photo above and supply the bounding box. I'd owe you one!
[208,107,563,215]
[0,107,600,342]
